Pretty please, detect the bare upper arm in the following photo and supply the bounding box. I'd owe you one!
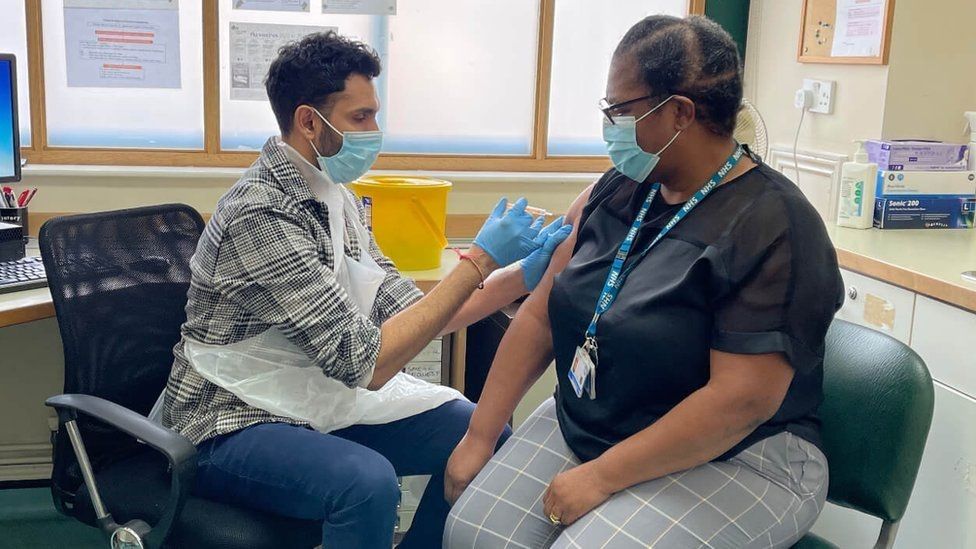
[708,350,795,419]
[518,183,597,321]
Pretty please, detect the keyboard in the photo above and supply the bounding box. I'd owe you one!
[0,256,48,295]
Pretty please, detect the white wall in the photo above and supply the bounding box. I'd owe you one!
[882,0,976,141]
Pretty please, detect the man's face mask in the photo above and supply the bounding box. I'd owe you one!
[602,94,681,182]
[307,107,383,184]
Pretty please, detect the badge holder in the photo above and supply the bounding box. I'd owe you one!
[569,337,597,399]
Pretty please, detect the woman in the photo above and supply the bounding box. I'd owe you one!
[443,14,844,549]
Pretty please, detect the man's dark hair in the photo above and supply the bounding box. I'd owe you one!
[264,31,382,134]
[615,15,742,136]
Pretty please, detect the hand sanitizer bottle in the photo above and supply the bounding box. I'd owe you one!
[837,140,878,229]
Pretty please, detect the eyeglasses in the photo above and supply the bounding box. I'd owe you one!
[598,95,653,125]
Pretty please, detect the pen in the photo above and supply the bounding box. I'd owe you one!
[2,187,15,208]
[16,189,29,207]
[22,188,37,207]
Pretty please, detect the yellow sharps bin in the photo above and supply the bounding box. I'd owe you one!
[349,175,452,271]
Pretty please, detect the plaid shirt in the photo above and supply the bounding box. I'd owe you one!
[162,137,423,445]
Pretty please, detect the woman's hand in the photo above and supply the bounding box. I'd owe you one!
[543,461,614,526]
[445,432,497,505]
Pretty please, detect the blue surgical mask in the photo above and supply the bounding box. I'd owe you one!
[308,107,383,184]
[602,95,681,182]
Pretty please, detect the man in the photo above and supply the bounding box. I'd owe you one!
[161,31,570,548]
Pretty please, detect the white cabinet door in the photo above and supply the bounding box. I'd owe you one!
[911,296,976,399]
[895,382,976,548]
[808,502,883,548]
[836,269,916,344]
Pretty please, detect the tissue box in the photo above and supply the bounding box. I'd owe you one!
[876,170,976,197]
[866,140,969,171]
[874,196,976,229]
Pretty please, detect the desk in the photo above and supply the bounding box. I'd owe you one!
[0,250,463,329]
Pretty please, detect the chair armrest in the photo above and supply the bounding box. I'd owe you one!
[46,394,195,467]
[46,393,197,549]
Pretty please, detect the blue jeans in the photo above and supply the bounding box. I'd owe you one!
[193,399,510,549]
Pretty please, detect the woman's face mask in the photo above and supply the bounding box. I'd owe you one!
[307,107,383,184]
[602,95,681,182]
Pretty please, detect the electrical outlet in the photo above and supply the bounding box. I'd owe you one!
[803,78,835,114]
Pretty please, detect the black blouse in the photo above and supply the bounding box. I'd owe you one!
[549,155,845,462]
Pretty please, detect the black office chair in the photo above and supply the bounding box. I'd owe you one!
[39,204,321,549]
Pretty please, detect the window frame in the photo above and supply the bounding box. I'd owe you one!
[18,0,705,172]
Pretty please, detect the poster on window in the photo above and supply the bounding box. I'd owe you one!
[322,0,395,15]
[229,22,336,101]
[63,0,182,88]
[233,0,309,12]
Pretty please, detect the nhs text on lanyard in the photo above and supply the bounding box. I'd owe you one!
[569,145,744,399]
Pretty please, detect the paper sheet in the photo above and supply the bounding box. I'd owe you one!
[322,0,396,15]
[63,0,182,88]
[229,22,337,101]
[831,0,886,57]
[233,0,309,12]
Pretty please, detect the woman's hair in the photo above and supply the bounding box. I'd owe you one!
[614,15,742,137]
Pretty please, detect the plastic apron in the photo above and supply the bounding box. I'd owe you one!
[158,159,463,432]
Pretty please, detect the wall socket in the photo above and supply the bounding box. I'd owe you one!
[803,78,835,114]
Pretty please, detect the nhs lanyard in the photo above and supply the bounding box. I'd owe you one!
[584,145,744,344]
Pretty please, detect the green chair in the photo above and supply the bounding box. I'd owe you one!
[793,319,935,549]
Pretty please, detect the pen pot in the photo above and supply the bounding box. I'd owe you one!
[0,207,29,244]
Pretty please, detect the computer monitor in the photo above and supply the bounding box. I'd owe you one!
[0,54,21,184]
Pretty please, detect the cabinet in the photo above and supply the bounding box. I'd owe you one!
[397,336,452,533]
[911,296,976,398]
[812,284,976,547]
[836,268,916,345]
[896,382,976,548]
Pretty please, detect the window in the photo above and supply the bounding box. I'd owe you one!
[0,0,32,146]
[14,0,700,169]
[382,0,539,155]
[547,0,689,156]
[41,0,205,149]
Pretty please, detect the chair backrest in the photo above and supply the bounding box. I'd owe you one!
[820,319,935,523]
[39,204,203,508]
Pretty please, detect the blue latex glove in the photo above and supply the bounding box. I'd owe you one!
[473,197,543,267]
[520,216,572,291]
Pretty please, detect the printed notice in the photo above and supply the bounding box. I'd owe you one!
[322,0,395,15]
[831,0,886,57]
[229,22,336,101]
[63,0,181,88]
[233,0,309,12]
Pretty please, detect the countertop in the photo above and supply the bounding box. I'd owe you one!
[4,228,976,329]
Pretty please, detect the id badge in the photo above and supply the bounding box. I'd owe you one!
[569,341,597,399]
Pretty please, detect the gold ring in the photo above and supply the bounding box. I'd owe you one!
[549,512,562,525]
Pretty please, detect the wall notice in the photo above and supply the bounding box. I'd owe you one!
[233,0,309,12]
[831,0,886,57]
[322,0,395,15]
[63,0,182,89]
[229,22,336,101]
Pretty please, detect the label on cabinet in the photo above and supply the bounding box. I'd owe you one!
[863,293,895,330]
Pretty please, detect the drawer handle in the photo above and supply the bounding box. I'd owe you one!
[847,286,858,301]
